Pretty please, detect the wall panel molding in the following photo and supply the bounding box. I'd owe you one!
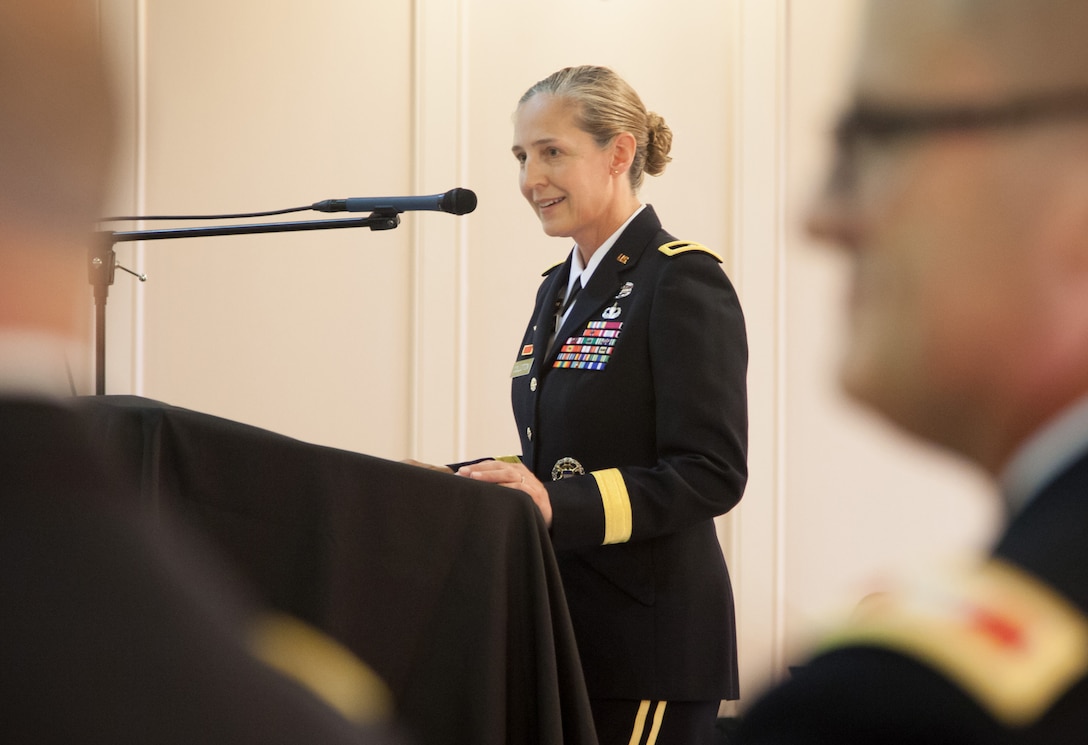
[410,0,472,463]
[728,0,791,699]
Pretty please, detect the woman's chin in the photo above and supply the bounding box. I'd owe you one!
[538,219,570,239]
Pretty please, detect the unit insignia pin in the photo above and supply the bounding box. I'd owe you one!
[551,457,586,481]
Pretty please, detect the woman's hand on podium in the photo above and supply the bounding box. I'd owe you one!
[456,460,552,527]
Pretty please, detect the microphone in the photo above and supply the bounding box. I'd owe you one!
[311,188,477,216]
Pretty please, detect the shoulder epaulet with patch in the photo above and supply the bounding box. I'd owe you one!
[658,240,722,263]
[819,559,1088,727]
[249,612,394,725]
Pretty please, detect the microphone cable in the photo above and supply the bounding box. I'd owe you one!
[101,205,312,222]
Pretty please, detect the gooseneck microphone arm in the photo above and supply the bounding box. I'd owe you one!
[108,212,401,244]
[91,188,477,395]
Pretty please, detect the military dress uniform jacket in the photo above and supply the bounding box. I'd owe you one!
[509,205,749,701]
[738,444,1088,744]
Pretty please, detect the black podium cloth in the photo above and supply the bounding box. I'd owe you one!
[75,395,597,745]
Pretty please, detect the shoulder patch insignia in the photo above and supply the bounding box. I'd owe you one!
[657,240,722,263]
[819,559,1088,726]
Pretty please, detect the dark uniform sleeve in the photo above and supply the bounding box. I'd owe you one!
[547,246,748,551]
[739,648,1008,744]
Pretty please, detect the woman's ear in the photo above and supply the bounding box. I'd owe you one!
[610,131,638,175]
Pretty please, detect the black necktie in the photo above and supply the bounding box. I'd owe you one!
[548,276,582,354]
[558,276,583,317]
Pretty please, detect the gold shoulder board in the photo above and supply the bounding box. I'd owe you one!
[820,559,1088,726]
[658,240,722,263]
[249,613,394,725]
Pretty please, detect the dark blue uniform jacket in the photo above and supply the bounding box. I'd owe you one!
[509,205,749,701]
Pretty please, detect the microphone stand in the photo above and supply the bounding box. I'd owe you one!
[90,210,401,395]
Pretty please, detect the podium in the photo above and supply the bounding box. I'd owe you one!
[76,395,596,745]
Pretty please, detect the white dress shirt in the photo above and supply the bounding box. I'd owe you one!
[1000,394,1088,514]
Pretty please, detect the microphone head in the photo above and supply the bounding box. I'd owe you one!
[441,188,477,215]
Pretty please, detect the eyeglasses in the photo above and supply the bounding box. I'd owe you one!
[829,89,1088,191]
[835,89,1088,145]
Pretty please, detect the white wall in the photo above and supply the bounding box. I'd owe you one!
[98,0,417,456]
[95,0,1001,707]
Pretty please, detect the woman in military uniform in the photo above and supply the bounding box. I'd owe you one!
[458,65,749,745]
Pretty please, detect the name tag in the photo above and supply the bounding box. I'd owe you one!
[510,359,533,378]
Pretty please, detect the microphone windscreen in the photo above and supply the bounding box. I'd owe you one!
[442,188,477,215]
